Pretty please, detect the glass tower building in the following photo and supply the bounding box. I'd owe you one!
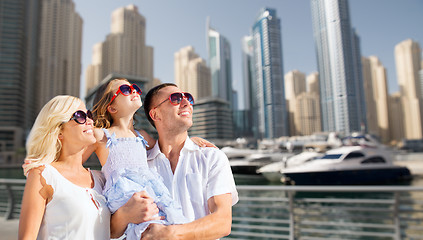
[251,8,288,138]
[0,0,40,162]
[311,0,366,134]
[206,17,233,107]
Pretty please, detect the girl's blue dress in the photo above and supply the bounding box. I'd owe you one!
[101,129,188,239]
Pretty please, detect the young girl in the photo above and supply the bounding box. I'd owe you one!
[89,78,209,239]
[19,96,110,240]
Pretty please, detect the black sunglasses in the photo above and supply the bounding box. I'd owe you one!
[69,110,93,124]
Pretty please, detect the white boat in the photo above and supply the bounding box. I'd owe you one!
[281,146,411,185]
[257,151,324,182]
[229,151,293,175]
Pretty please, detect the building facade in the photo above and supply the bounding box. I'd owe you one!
[252,8,288,138]
[395,39,423,140]
[388,92,405,144]
[189,97,234,141]
[311,0,365,134]
[362,56,390,143]
[0,0,41,163]
[174,46,211,100]
[236,35,257,138]
[85,4,153,93]
[284,70,306,136]
[0,0,81,163]
[37,0,82,110]
[296,91,322,136]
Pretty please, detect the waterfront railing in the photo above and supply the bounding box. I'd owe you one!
[228,185,423,240]
[1,179,423,239]
[0,178,25,220]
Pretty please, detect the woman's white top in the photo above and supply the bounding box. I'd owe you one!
[37,164,110,240]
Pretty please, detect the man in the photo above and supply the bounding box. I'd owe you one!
[111,83,238,239]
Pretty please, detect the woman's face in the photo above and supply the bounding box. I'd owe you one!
[60,102,96,148]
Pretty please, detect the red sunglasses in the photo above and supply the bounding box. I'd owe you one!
[109,84,142,105]
[154,92,194,109]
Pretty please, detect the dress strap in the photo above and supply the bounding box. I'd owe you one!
[102,128,111,138]
[102,128,117,148]
[134,130,150,148]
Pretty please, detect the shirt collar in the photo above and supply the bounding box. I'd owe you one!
[147,135,200,161]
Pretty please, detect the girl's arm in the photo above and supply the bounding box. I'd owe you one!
[18,167,52,240]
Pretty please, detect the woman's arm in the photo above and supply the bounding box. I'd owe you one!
[18,168,52,240]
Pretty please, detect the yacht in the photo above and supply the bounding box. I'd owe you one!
[257,151,323,182]
[228,151,293,175]
[281,146,411,185]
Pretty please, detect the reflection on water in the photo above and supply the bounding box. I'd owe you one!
[234,173,423,186]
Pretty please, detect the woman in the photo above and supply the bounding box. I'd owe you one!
[18,95,110,239]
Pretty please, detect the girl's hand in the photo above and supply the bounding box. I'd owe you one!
[191,137,218,148]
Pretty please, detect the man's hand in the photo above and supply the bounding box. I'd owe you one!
[142,224,177,240]
[122,191,162,224]
[110,191,163,238]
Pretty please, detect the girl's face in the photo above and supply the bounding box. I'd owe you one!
[60,103,96,148]
[109,80,142,111]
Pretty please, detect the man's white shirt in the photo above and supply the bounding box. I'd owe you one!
[147,136,239,221]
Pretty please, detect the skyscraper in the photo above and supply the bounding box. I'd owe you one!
[296,91,322,136]
[311,0,365,134]
[0,0,40,162]
[362,56,390,143]
[252,8,288,138]
[285,70,306,136]
[307,72,320,96]
[0,0,81,163]
[241,36,254,112]
[37,0,82,110]
[85,4,153,93]
[235,35,257,138]
[174,46,211,100]
[395,39,423,139]
[206,17,233,106]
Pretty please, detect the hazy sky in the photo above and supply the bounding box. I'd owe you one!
[74,0,423,105]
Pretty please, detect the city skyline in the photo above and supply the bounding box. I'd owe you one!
[75,0,423,109]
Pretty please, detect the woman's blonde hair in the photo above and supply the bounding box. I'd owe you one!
[92,78,130,128]
[24,95,82,175]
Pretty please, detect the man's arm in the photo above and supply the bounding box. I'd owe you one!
[142,193,233,240]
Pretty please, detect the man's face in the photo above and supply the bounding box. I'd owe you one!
[152,86,193,131]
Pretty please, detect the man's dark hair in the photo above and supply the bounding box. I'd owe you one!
[144,83,178,128]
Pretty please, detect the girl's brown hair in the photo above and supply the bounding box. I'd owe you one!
[92,78,130,128]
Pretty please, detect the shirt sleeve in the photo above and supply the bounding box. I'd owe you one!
[206,149,239,206]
